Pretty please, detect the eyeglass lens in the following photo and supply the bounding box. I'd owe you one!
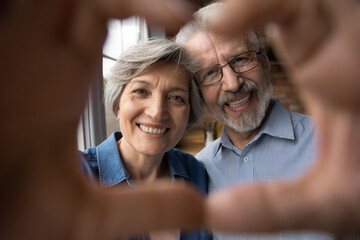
[196,51,259,86]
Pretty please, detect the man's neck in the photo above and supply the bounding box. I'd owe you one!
[225,126,260,150]
[225,100,275,150]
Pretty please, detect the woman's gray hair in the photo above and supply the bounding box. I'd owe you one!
[104,38,204,131]
[176,2,261,51]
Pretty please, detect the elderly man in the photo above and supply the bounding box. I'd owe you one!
[177,3,346,240]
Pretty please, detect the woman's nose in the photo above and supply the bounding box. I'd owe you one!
[144,97,169,121]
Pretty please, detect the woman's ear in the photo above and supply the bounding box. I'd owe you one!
[115,107,120,120]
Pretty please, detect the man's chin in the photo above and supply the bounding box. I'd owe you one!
[222,111,264,133]
[225,121,260,133]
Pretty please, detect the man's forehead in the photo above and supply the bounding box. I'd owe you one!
[186,31,249,64]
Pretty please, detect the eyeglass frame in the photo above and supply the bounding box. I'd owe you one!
[194,49,262,86]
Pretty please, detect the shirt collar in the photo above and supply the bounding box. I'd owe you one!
[217,99,295,154]
[96,132,130,188]
[165,150,190,180]
[259,99,294,140]
[97,132,189,187]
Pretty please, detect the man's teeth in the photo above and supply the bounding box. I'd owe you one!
[139,125,167,135]
[228,93,251,108]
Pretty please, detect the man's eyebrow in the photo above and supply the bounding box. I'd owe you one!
[227,50,251,59]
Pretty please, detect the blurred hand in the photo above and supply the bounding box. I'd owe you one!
[0,0,203,239]
[206,0,360,235]
[210,0,360,109]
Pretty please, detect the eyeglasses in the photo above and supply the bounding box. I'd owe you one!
[194,50,261,86]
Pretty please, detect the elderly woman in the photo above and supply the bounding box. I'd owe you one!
[81,38,209,240]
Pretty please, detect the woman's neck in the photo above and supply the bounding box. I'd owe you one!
[117,139,170,184]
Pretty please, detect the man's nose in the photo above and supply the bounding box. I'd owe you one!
[221,65,244,92]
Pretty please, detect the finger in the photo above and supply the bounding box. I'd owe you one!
[94,0,196,34]
[204,172,352,234]
[72,0,196,61]
[3,0,79,43]
[208,0,299,35]
[70,1,108,62]
[206,184,277,233]
[328,0,360,32]
[83,181,205,239]
[265,0,333,68]
[206,162,360,235]
[286,0,360,109]
[267,0,360,68]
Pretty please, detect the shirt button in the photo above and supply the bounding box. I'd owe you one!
[243,157,249,162]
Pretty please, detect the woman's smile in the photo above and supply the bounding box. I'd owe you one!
[138,124,169,135]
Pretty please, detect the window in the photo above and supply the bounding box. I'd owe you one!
[103,17,149,138]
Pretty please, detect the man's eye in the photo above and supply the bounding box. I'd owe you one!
[206,69,218,76]
[234,57,245,62]
[234,56,250,63]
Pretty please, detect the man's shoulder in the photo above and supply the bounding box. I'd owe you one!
[288,110,312,122]
[288,110,314,134]
[273,99,313,128]
[195,137,222,162]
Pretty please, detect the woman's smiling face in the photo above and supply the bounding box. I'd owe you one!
[117,63,190,158]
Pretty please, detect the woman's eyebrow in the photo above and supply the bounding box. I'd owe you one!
[168,87,189,94]
[129,79,189,95]
[128,79,151,86]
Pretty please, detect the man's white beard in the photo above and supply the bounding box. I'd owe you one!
[211,80,273,133]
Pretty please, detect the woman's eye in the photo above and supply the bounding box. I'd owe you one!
[132,89,146,95]
[169,95,185,104]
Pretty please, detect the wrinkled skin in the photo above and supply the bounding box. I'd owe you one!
[205,0,360,235]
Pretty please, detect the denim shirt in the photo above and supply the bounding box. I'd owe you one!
[80,131,210,240]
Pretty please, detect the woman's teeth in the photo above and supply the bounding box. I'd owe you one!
[139,125,167,135]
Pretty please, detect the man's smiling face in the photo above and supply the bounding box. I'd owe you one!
[187,31,273,133]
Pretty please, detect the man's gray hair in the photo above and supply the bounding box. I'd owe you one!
[104,38,204,131]
[176,2,261,51]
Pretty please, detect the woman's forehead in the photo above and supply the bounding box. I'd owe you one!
[127,63,189,88]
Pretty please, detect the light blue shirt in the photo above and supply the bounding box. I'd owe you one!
[196,99,354,240]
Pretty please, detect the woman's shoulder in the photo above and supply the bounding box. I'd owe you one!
[80,132,120,164]
[79,147,99,175]
[81,147,97,160]
[168,148,204,167]
[166,148,208,194]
